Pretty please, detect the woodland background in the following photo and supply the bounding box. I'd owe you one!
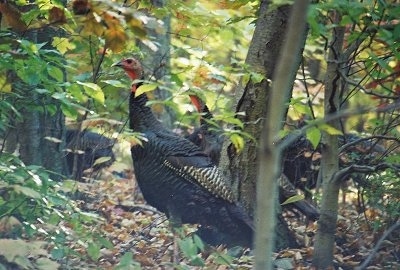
[0,0,399,269]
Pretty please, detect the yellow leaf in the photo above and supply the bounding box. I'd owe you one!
[104,25,127,52]
[281,194,305,205]
[319,124,343,135]
[230,133,244,153]
[135,84,158,97]
[93,156,111,167]
[52,37,76,55]
[0,75,12,92]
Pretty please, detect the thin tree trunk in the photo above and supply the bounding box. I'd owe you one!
[255,1,310,268]
[312,12,345,269]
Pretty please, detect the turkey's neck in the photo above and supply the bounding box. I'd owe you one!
[129,83,162,132]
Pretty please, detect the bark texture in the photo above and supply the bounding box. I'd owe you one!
[220,0,308,252]
[2,3,67,179]
[221,0,292,214]
[254,1,310,267]
[312,13,345,269]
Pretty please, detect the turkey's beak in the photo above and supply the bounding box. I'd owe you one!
[111,61,123,67]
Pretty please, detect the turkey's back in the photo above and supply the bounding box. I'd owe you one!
[131,131,253,247]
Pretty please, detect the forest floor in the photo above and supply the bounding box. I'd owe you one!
[54,161,400,270]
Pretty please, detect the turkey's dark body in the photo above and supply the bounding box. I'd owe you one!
[129,92,253,247]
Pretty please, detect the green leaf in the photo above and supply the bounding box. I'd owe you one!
[250,72,265,83]
[67,83,87,103]
[87,242,100,261]
[101,80,127,88]
[21,9,41,25]
[306,126,321,149]
[292,102,311,115]
[281,194,305,205]
[193,234,205,252]
[115,252,140,269]
[134,84,158,97]
[50,248,64,260]
[13,185,41,199]
[51,37,76,55]
[97,236,114,249]
[61,103,78,119]
[242,73,250,85]
[93,157,112,167]
[213,252,234,265]
[318,124,343,135]
[77,81,105,104]
[0,74,11,92]
[47,65,64,82]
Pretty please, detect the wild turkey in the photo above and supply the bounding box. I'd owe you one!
[186,94,320,221]
[282,132,386,197]
[113,57,254,247]
[65,129,115,179]
[186,95,223,165]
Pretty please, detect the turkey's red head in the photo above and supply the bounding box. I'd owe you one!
[189,95,205,113]
[113,57,143,92]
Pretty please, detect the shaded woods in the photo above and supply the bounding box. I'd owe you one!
[0,0,399,269]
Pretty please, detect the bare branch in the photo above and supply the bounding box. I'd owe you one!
[355,219,400,270]
[339,69,399,100]
[331,163,398,185]
[279,102,400,151]
[338,135,400,153]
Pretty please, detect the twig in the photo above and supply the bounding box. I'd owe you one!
[331,163,399,185]
[338,135,399,153]
[355,219,400,270]
[278,102,400,151]
[116,203,161,214]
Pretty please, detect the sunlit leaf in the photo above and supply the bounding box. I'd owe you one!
[281,194,305,205]
[230,133,245,153]
[0,75,12,92]
[13,185,41,199]
[306,126,321,149]
[319,124,343,135]
[66,83,86,103]
[93,157,111,167]
[135,84,158,97]
[47,65,64,82]
[77,81,105,104]
[101,80,127,88]
[52,37,76,54]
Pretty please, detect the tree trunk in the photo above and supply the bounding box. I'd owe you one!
[221,0,292,213]
[312,12,345,269]
[220,0,307,250]
[254,1,310,267]
[3,3,67,179]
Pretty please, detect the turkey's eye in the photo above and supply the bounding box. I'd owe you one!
[126,59,133,64]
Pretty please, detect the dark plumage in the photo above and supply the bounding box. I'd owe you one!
[114,57,254,247]
[282,132,386,194]
[65,129,115,179]
[187,94,320,221]
[186,95,223,165]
